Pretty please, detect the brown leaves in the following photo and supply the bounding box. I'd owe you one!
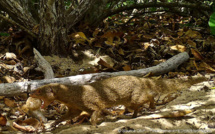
[170,45,186,52]
[4,98,17,108]
[185,29,202,39]
[191,48,204,61]
[65,12,215,75]
[0,114,7,126]
[13,118,42,132]
[69,32,90,45]
[123,65,131,71]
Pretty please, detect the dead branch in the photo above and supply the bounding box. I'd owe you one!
[33,48,54,79]
[0,52,189,96]
[105,2,211,19]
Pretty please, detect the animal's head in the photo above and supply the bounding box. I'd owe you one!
[30,85,56,108]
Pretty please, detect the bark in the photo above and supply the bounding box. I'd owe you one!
[0,52,189,96]
[82,0,121,27]
[66,0,96,29]
[38,0,96,55]
[38,0,68,55]
[0,0,36,29]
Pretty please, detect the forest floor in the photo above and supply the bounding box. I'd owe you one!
[1,12,215,133]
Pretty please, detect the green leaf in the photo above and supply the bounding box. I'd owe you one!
[0,33,9,36]
[209,12,215,35]
[150,7,157,12]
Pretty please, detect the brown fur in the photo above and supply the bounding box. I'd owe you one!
[30,75,207,125]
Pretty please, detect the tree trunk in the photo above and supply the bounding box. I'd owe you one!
[38,0,68,56]
[38,0,96,56]
[82,0,121,28]
[0,0,97,56]
[0,0,36,29]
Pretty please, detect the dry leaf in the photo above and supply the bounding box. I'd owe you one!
[4,98,17,108]
[143,34,154,39]
[187,40,196,47]
[143,22,151,29]
[93,28,101,37]
[123,65,131,71]
[142,42,150,50]
[193,60,199,70]
[108,48,115,56]
[177,31,184,36]
[4,52,17,60]
[1,76,16,83]
[71,32,88,40]
[170,45,186,52]
[69,32,89,45]
[0,96,4,100]
[4,60,16,65]
[21,118,41,128]
[0,114,7,126]
[98,58,113,69]
[185,29,202,39]
[13,117,42,132]
[202,62,215,72]
[13,122,36,132]
[118,48,124,55]
[191,48,204,60]
[105,40,115,46]
[94,43,102,48]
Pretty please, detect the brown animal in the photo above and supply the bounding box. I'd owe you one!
[30,75,207,125]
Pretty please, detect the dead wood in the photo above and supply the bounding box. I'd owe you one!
[0,52,189,96]
[33,48,54,79]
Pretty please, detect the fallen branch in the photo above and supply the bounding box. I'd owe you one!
[106,2,211,19]
[33,48,54,79]
[0,52,189,96]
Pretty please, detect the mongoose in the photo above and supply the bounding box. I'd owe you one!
[30,75,207,125]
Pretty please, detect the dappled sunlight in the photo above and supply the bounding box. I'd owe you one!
[152,119,174,128]
[99,122,112,126]
[170,105,194,110]
[0,0,214,133]
[116,119,129,123]
[50,80,215,133]
[80,126,91,131]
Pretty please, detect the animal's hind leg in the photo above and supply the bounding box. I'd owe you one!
[132,107,139,118]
